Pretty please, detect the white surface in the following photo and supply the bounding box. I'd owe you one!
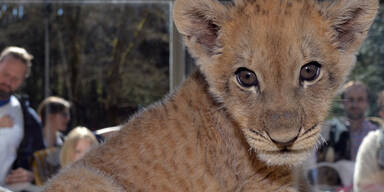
[0,96,24,185]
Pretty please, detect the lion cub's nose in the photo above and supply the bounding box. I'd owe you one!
[263,110,301,147]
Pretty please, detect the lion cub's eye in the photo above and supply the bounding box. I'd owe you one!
[300,62,321,82]
[235,67,258,88]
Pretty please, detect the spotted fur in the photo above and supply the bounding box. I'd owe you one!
[44,0,378,191]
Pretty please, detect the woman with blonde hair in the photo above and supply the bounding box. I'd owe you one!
[60,126,98,167]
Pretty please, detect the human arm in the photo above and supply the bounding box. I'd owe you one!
[5,167,34,185]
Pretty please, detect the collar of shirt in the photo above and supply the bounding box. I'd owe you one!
[0,98,10,107]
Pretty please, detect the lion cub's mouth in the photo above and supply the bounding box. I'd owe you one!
[275,124,319,152]
[246,124,321,165]
[263,148,310,154]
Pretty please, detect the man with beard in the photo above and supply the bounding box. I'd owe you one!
[309,82,378,190]
[317,81,378,162]
[0,46,44,187]
[335,81,378,161]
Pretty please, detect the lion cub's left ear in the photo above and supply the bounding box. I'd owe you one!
[318,0,379,53]
[173,0,229,59]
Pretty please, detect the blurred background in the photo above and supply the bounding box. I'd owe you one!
[1,0,384,191]
[0,0,382,129]
[0,0,178,130]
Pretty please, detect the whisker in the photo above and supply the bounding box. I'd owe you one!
[248,146,257,155]
[313,134,327,151]
[248,135,272,145]
[296,129,320,143]
[300,124,318,137]
[248,136,265,143]
[249,129,270,141]
[317,134,327,146]
[213,104,225,112]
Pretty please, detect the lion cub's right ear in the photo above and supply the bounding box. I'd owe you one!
[173,0,229,59]
[317,0,379,53]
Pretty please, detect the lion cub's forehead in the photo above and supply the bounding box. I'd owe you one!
[224,0,327,61]
[234,0,318,15]
[230,0,323,39]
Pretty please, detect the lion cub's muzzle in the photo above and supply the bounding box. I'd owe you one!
[263,110,301,148]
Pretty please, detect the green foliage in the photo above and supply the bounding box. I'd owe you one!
[0,3,170,129]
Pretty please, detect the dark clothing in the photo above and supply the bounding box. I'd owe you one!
[334,131,351,161]
[11,96,44,171]
[318,119,378,162]
[332,120,377,161]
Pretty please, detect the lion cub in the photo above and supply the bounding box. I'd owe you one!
[44,0,378,191]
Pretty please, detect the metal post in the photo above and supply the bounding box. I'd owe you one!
[169,1,185,91]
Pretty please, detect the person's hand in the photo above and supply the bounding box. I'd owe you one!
[0,115,13,128]
[5,168,34,185]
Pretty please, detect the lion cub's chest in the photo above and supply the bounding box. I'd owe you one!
[108,94,295,191]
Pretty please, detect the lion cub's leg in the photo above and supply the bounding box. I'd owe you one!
[44,163,124,192]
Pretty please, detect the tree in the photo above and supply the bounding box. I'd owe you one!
[0,2,170,129]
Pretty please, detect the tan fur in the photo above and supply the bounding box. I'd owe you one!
[44,0,378,191]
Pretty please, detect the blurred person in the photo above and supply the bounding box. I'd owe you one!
[314,81,378,189]
[37,96,70,148]
[307,163,342,191]
[31,96,70,185]
[335,81,378,161]
[0,46,44,187]
[60,126,98,168]
[354,129,384,192]
[320,81,378,162]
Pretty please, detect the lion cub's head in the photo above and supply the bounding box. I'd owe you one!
[174,0,378,165]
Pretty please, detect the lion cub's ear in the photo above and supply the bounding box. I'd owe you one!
[173,0,229,59]
[318,0,378,53]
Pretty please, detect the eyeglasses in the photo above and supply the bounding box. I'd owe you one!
[60,112,70,119]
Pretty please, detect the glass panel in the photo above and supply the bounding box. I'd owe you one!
[310,4,384,192]
[182,2,384,192]
[1,0,384,191]
[0,1,171,128]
